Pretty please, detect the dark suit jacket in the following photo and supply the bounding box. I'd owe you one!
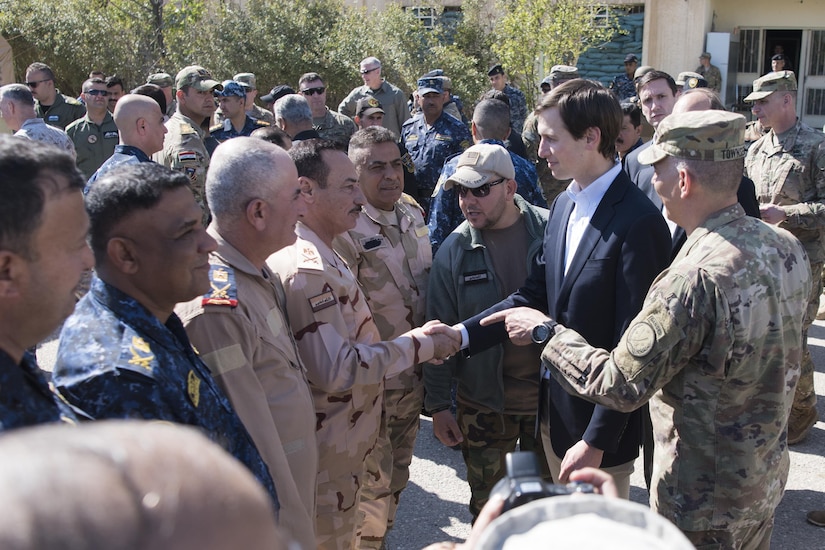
[624,141,661,209]
[464,170,671,467]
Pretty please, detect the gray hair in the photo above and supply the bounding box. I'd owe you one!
[0,83,34,107]
[360,57,381,69]
[207,137,288,221]
[273,94,312,125]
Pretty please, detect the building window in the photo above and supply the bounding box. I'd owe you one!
[805,88,825,117]
[738,29,762,74]
[810,30,825,76]
[407,6,437,30]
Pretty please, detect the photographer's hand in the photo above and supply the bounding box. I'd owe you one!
[569,467,619,498]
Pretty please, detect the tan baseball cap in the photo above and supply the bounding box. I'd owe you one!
[175,66,222,93]
[638,110,746,165]
[744,70,797,102]
[444,143,515,190]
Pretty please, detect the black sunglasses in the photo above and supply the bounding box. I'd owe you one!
[85,89,109,97]
[360,67,380,75]
[457,178,505,198]
[301,87,326,96]
[25,78,52,89]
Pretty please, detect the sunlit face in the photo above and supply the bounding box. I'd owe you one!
[420,92,445,121]
[537,107,588,181]
[24,69,54,102]
[299,79,327,117]
[107,84,124,112]
[651,155,681,219]
[311,150,365,238]
[179,87,217,121]
[357,112,384,129]
[458,178,513,230]
[360,63,382,89]
[750,91,789,129]
[772,58,786,72]
[141,103,168,156]
[266,160,306,250]
[82,83,109,114]
[218,95,245,120]
[353,141,403,211]
[489,73,506,91]
[639,78,677,128]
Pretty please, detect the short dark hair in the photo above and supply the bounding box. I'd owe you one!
[537,79,621,159]
[298,72,324,87]
[250,126,292,149]
[82,78,106,93]
[0,136,84,258]
[481,89,510,106]
[86,163,190,261]
[25,62,54,80]
[288,139,341,188]
[620,101,642,127]
[105,75,125,90]
[472,99,511,141]
[635,70,677,96]
[131,83,167,115]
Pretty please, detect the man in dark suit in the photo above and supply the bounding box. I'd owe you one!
[456,79,671,497]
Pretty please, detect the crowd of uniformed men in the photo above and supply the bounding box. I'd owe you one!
[0,52,823,550]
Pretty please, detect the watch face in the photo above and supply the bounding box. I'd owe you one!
[532,323,550,344]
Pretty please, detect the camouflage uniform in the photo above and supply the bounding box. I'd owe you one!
[266,222,438,550]
[176,229,317,550]
[542,204,811,542]
[313,107,357,149]
[35,90,85,130]
[154,111,211,210]
[339,80,411,137]
[502,84,528,134]
[695,63,723,92]
[333,195,432,547]
[610,73,637,101]
[249,103,275,124]
[15,118,75,157]
[745,119,825,419]
[522,112,571,202]
[427,138,547,254]
[52,277,279,509]
[401,112,471,213]
[209,115,269,142]
[65,111,119,178]
[0,349,77,432]
[425,195,550,518]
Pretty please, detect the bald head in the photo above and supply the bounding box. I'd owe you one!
[0,421,284,550]
[672,88,724,114]
[112,94,167,155]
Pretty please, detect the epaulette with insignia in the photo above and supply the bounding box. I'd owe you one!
[210,124,223,133]
[297,241,324,271]
[117,332,157,377]
[202,264,239,307]
[65,96,82,106]
[400,192,422,210]
[179,122,197,135]
[255,120,270,127]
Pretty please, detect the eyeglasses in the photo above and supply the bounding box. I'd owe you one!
[25,78,52,89]
[457,178,505,198]
[360,67,380,75]
[300,87,326,96]
[85,89,109,97]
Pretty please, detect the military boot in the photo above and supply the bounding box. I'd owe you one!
[787,405,818,445]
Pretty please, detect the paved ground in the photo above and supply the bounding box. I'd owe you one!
[38,321,825,549]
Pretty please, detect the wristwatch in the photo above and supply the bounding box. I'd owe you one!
[531,321,558,345]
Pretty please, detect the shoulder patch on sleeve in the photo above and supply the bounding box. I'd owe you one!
[202,264,239,307]
[297,241,325,271]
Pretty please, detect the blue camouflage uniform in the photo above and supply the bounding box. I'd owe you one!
[53,277,279,509]
[401,112,471,214]
[86,145,154,191]
[502,84,528,134]
[611,74,636,101]
[209,115,269,142]
[0,349,78,432]
[427,139,547,253]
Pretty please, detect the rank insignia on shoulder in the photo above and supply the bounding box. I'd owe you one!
[360,235,386,251]
[187,370,201,407]
[309,283,337,313]
[434,134,453,142]
[203,265,238,307]
[128,336,155,372]
[415,225,429,238]
[179,123,196,135]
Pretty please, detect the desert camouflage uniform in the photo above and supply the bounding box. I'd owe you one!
[52,277,279,508]
[522,112,571,202]
[542,204,811,543]
[267,222,437,550]
[333,195,432,548]
[745,120,825,414]
[313,107,357,149]
[35,90,85,130]
[154,111,210,211]
[176,229,317,550]
[0,349,78,433]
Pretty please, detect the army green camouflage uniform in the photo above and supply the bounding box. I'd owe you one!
[65,111,119,179]
[522,112,570,203]
[176,228,317,550]
[267,222,438,550]
[35,90,85,130]
[314,107,357,149]
[542,204,811,545]
[249,103,275,124]
[745,119,825,416]
[153,111,211,211]
[333,194,432,548]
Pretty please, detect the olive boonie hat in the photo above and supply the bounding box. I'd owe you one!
[233,73,257,90]
[638,111,746,165]
[147,72,173,88]
[356,97,384,118]
[744,71,797,102]
[175,66,222,93]
[444,143,515,190]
